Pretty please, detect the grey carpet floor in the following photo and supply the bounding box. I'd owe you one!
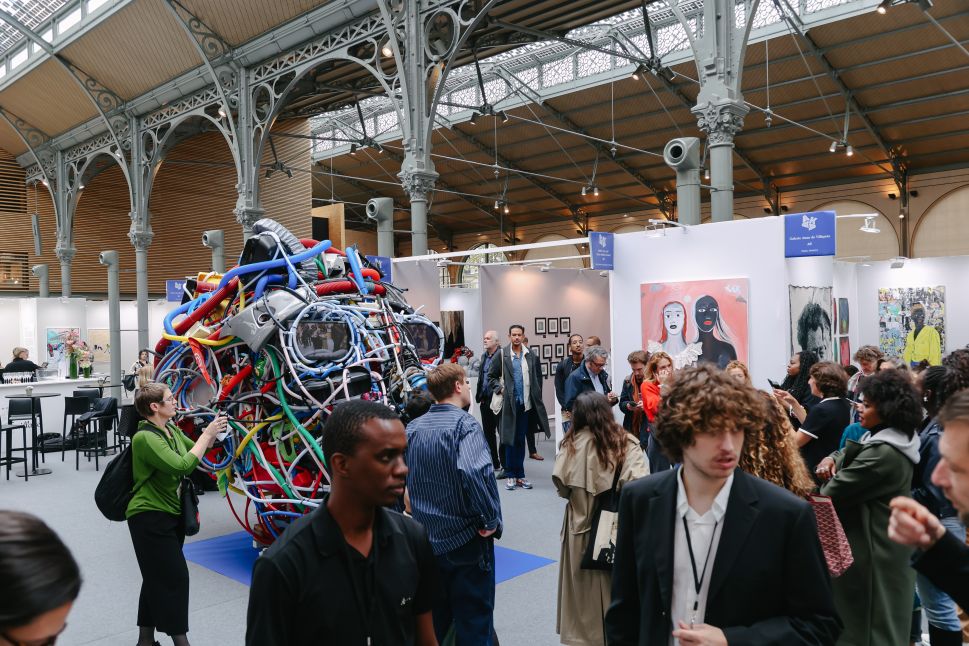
[0,436,565,646]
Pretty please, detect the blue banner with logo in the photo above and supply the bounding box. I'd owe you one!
[366,255,393,282]
[784,211,836,258]
[166,279,187,302]
[589,231,615,270]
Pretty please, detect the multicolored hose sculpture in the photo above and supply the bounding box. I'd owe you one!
[152,218,443,543]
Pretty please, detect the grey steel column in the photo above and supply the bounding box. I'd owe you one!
[202,229,226,272]
[233,72,264,241]
[663,138,701,225]
[55,246,75,297]
[99,250,122,401]
[129,227,152,351]
[366,198,395,257]
[31,264,49,297]
[401,173,434,256]
[696,103,748,222]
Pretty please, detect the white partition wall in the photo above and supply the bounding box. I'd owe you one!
[609,218,799,389]
[392,260,442,322]
[479,264,611,415]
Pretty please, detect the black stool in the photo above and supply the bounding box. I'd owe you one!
[8,399,44,463]
[62,396,91,462]
[76,398,118,471]
[73,389,100,405]
[0,424,29,480]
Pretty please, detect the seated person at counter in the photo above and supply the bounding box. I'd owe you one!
[1,347,47,380]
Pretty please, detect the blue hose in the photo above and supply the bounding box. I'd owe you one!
[345,245,368,295]
[217,239,331,291]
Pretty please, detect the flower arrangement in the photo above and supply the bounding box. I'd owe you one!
[64,331,94,376]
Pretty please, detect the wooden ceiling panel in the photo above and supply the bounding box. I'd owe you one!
[0,118,28,157]
[179,0,332,47]
[0,59,97,135]
[61,0,201,100]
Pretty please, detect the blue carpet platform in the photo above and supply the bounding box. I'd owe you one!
[184,530,555,587]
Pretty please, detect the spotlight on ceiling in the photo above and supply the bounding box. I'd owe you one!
[631,65,643,80]
[469,111,479,126]
[860,216,880,234]
[888,192,897,200]
[380,39,393,58]
[349,144,358,155]
[503,204,510,214]
[846,144,854,157]
[593,185,599,197]
[217,105,227,119]
[580,185,587,196]
[909,189,919,197]
[781,205,789,212]
[494,200,500,210]
[829,140,838,153]
[876,0,890,13]
[499,111,509,124]
[763,207,772,214]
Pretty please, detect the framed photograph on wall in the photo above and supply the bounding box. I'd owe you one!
[551,362,558,375]
[548,317,558,335]
[542,344,552,359]
[531,345,541,356]
[541,362,549,377]
[559,317,570,335]
[555,343,565,358]
[534,317,546,336]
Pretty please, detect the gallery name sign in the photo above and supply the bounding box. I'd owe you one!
[784,211,836,258]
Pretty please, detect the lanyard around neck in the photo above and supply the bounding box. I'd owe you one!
[682,516,718,624]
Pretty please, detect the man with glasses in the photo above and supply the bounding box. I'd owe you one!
[563,345,619,414]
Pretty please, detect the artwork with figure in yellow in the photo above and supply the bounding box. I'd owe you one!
[903,302,942,366]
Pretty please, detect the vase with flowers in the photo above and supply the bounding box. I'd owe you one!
[65,332,91,379]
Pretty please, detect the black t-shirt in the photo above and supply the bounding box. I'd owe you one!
[798,397,853,472]
[246,502,437,645]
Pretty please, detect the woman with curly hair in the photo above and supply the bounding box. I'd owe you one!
[816,369,922,646]
[553,392,647,646]
[775,351,820,429]
[725,361,814,498]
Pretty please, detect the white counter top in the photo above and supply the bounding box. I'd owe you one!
[0,377,104,390]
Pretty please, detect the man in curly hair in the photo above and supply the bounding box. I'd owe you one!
[605,364,841,646]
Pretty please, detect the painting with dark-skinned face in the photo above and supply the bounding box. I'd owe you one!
[789,286,833,361]
[641,279,748,369]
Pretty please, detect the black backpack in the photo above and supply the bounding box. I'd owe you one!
[94,427,160,522]
[122,372,137,392]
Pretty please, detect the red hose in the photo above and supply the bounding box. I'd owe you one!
[154,277,240,360]
[315,280,385,296]
[300,239,345,256]
[219,364,253,401]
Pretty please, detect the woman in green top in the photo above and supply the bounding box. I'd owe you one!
[127,382,225,646]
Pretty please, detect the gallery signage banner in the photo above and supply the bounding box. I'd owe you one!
[166,279,187,302]
[589,231,615,270]
[784,210,836,258]
[366,255,393,282]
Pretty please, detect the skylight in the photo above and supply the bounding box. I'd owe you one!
[0,0,69,56]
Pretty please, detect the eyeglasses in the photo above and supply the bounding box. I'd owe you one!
[592,361,607,368]
[162,396,176,403]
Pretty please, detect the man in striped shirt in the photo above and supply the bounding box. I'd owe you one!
[406,363,503,645]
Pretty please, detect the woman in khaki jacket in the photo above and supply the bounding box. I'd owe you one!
[553,391,648,645]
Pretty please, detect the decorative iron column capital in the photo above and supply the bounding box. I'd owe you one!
[54,244,76,264]
[399,169,438,202]
[128,228,154,250]
[693,100,750,146]
[234,204,266,231]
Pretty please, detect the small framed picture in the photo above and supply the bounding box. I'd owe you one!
[542,344,552,359]
[541,362,549,377]
[548,317,558,335]
[551,361,558,375]
[559,317,570,334]
[534,317,546,336]
[531,345,541,356]
[555,343,565,358]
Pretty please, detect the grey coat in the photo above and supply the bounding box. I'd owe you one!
[487,344,550,446]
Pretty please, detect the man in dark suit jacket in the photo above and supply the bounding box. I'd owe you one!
[606,364,840,646]
[476,330,503,475]
[487,324,549,491]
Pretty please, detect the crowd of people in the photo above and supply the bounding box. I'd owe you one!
[9,328,969,646]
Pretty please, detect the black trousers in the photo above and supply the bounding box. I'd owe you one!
[128,511,189,635]
[479,403,502,469]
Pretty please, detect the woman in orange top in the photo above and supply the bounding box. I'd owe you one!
[640,351,674,472]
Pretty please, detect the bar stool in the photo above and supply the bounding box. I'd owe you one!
[0,424,29,480]
[8,399,44,463]
[76,397,118,471]
[62,396,91,462]
[73,389,100,408]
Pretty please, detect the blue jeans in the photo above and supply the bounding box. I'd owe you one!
[433,535,496,645]
[917,516,966,631]
[503,403,527,479]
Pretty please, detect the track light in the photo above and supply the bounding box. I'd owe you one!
[909,189,919,197]
[781,205,789,212]
[499,111,508,123]
[218,105,226,118]
[494,200,500,210]
[876,0,890,13]
[846,144,854,157]
[469,111,479,126]
[380,38,393,58]
[581,186,587,196]
[764,207,772,214]
[704,168,710,180]
[503,204,510,214]
[593,185,599,197]
[631,65,642,80]
[888,192,897,200]
[829,140,838,153]
[350,144,358,155]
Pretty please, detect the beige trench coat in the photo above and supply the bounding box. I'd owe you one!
[552,430,648,646]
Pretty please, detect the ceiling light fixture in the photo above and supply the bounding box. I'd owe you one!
[876,0,891,13]
[704,168,710,180]
[503,204,510,214]
[380,38,394,58]
[888,192,897,200]
[349,144,358,155]
[499,111,509,123]
[829,140,838,153]
[469,111,479,126]
[218,105,226,118]
[580,186,587,196]
[845,144,854,157]
[593,185,599,197]
[631,66,642,80]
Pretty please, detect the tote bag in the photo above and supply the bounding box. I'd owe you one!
[581,467,623,571]
[808,493,854,577]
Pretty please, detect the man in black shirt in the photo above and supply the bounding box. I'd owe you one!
[246,400,438,646]
[554,334,585,433]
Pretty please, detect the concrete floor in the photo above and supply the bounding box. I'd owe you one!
[0,435,565,646]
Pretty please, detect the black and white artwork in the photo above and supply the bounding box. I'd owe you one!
[789,286,834,362]
[541,362,549,377]
[548,317,559,335]
[555,343,565,358]
[531,345,541,357]
[535,317,546,336]
[440,310,465,359]
[559,317,570,334]
[542,344,552,359]
[551,362,558,375]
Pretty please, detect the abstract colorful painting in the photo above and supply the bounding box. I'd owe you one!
[641,278,749,369]
[45,327,79,364]
[838,298,849,335]
[790,286,833,362]
[839,338,851,368]
[878,286,945,365]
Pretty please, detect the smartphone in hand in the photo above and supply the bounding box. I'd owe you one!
[215,414,230,442]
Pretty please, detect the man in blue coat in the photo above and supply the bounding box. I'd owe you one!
[563,345,619,414]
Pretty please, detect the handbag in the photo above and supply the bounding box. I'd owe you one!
[180,477,201,536]
[581,466,623,571]
[490,350,504,415]
[808,493,853,577]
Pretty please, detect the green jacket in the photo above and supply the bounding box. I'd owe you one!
[820,428,919,646]
[125,420,199,519]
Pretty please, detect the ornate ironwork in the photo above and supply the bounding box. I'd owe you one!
[64,133,116,163]
[142,86,222,129]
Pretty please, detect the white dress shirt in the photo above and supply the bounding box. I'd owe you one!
[669,468,734,645]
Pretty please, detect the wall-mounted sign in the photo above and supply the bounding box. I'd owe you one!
[784,211,836,258]
[166,279,187,302]
[366,255,393,282]
[589,231,614,270]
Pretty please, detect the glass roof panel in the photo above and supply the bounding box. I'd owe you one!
[0,0,72,56]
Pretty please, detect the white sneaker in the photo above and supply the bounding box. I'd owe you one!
[505,478,516,490]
